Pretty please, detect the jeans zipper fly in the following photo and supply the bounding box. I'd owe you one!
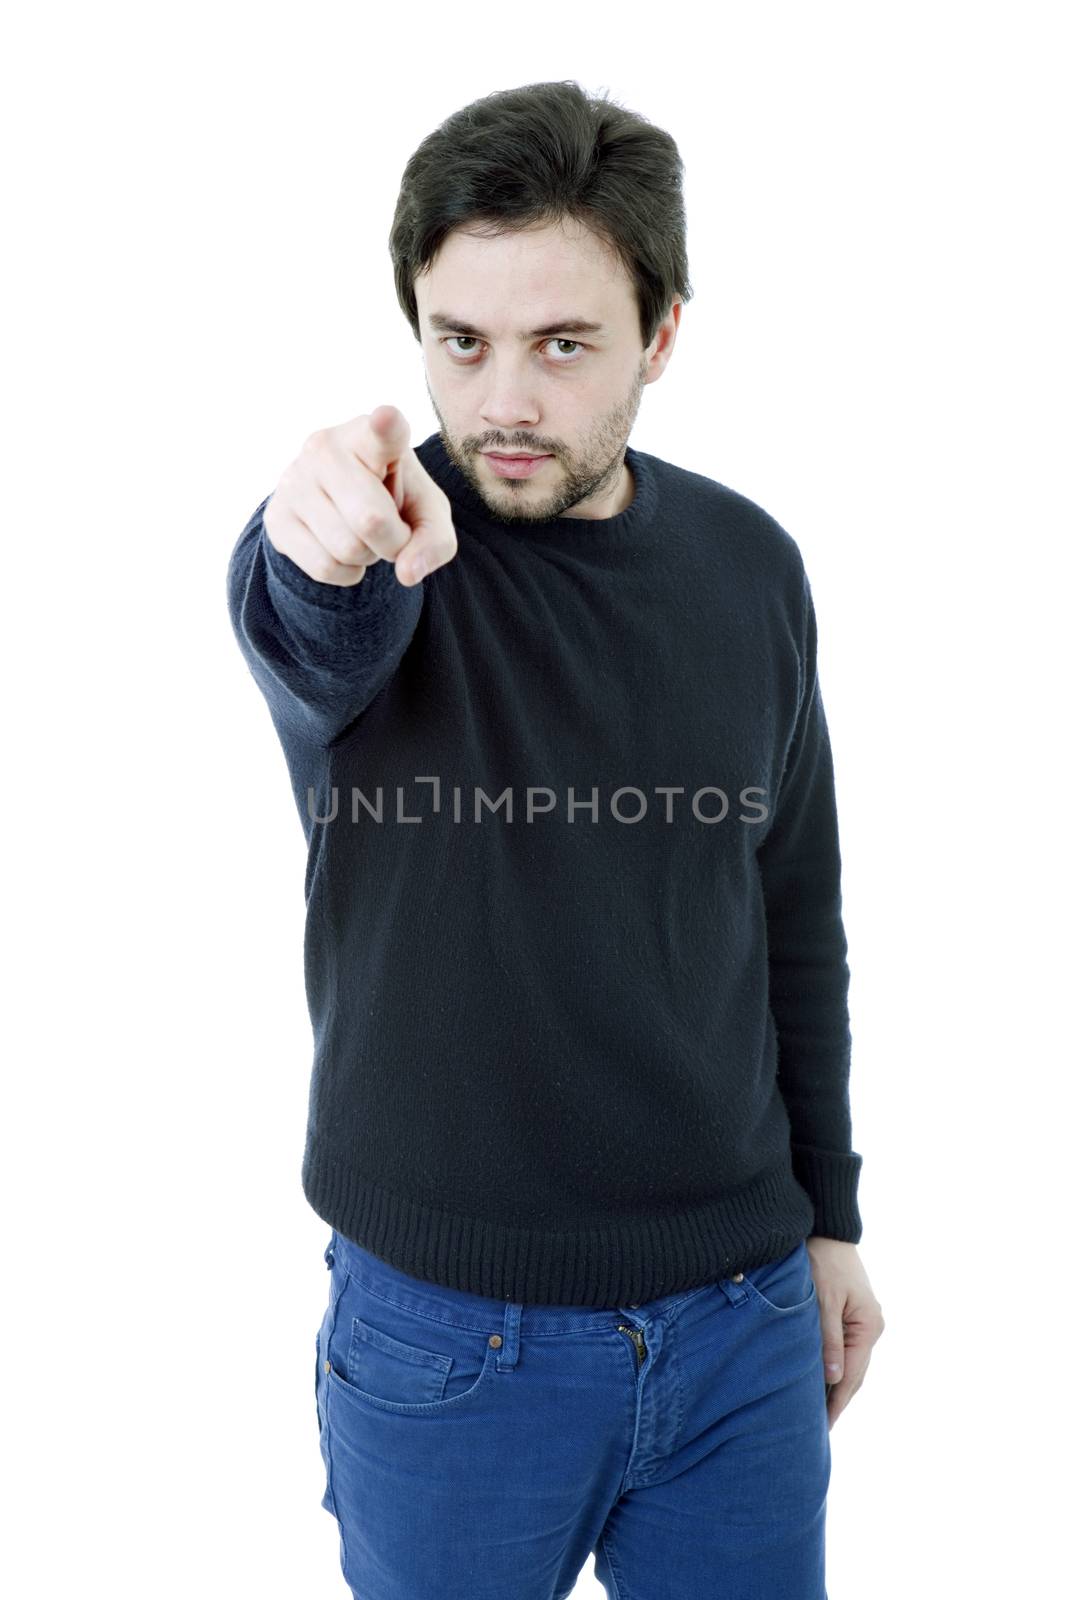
[617,1322,648,1366]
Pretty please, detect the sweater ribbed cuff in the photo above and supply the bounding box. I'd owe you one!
[790,1142,864,1243]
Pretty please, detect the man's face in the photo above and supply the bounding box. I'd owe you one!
[413,218,678,523]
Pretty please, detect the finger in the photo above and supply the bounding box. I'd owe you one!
[311,436,410,565]
[347,409,457,585]
[332,407,457,586]
[333,403,411,483]
[826,1383,843,1430]
[826,1345,870,1430]
[818,1298,846,1389]
[390,453,459,586]
[284,445,398,570]
[268,503,369,587]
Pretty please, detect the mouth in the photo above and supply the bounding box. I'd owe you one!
[483,451,552,479]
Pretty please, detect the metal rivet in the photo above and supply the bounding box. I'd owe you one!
[731,1272,745,1283]
[488,1334,503,1348]
[324,1359,331,1372]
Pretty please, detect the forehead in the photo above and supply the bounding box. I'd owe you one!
[413,220,632,330]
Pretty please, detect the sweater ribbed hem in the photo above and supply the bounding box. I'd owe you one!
[301,1130,820,1307]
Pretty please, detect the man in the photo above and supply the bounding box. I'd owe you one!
[227,79,883,1600]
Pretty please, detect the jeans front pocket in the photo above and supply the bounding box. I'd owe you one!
[743,1240,817,1316]
[325,1266,496,1416]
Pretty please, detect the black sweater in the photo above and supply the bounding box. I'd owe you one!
[226,431,863,1307]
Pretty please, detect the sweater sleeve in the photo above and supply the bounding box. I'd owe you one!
[757,564,863,1242]
[225,494,424,748]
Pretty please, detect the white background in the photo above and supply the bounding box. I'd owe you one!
[4,2,1063,1594]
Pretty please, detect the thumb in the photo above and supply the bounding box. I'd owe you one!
[821,1316,844,1384]
[392,447,459,587]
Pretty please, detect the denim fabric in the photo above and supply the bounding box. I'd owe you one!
[314,1227,831,1599]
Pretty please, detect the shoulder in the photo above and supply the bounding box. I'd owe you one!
[639,449,806,586]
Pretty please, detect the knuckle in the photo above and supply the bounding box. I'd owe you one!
[307,550,338,584]
[336,535,370,566]
[432,528,458,565]
[302,428,329,457]
[357,507,388,542]
[273,465,301,505]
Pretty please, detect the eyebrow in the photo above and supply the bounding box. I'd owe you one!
[428,312,606,340]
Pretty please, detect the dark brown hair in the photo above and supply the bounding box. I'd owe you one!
[389,80,693,350]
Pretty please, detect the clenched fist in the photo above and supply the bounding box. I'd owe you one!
[263,405,458,588]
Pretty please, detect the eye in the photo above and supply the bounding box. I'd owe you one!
[442,336,586,364]
[545,338,585,362]
[443,336,483,360]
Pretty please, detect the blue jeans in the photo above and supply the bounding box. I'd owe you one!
[315,1227,832,1599]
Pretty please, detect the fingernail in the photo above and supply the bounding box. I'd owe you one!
[826,1362,841,1378]
[407,556,427,583]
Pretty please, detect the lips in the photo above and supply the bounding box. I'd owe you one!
[483,452,552,479]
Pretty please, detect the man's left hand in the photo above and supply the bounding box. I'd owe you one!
[806,1237,885,1430]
